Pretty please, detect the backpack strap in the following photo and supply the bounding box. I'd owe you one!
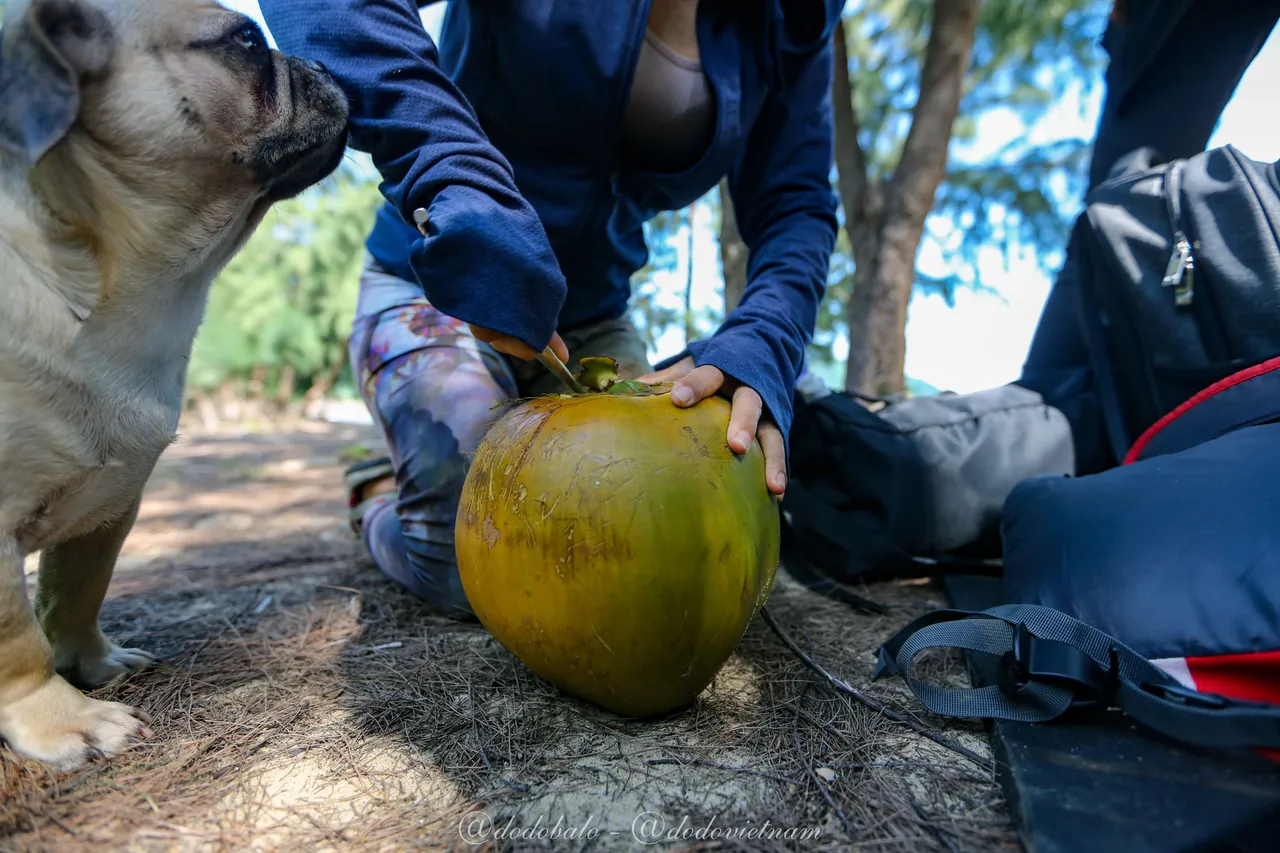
[873,604,1280,749]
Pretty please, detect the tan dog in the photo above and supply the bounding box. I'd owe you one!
[0,0,348,770]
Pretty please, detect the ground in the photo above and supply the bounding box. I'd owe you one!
[1,420,1019,853]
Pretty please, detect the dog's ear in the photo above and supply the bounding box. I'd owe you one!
[0,0,115,166]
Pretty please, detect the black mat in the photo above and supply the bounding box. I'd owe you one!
[943,575,1280,853]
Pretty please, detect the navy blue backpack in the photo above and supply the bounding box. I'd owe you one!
[863,144,1280,750]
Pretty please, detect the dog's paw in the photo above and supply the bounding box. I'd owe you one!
[77,645,157,686]
[54,633,157,689]
[0,676,152,772]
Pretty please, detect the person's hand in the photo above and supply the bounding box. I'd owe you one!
[636,357,786,497]
[470,325,569,363]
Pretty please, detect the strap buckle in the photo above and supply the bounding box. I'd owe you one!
[997,623,1118,708]
[1140,681,1236,710]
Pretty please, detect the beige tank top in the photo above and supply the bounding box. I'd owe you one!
[622,27,715,173]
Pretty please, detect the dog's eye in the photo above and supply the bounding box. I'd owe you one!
[230,25,267,57]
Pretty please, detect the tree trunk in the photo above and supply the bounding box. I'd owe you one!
[243,364,268,423]
[217,380,240,423]
[843,261,879,394]
[193,389,221,432]
[303,348,348,420]
[684,203,696,343]
[835,2,980,396]
[248,364,267,400]
[277,364,297,411]
[832,16,878,394]
[717,178,748,317]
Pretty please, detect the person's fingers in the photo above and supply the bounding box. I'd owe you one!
[468,324,499,343]
[758,421,787,496]
[467,324,552,362]
[727,385,763,455]
[635,356,694,384]
[670,364,725,407]
[492,337,539,360]
[547,331,570,365]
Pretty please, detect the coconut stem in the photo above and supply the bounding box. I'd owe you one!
[573,357,623,392]
[572,357,669,397]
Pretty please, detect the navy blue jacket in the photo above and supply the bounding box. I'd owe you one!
[256,0,841,441]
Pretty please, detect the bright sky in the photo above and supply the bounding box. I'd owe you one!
[223,0,1280,393]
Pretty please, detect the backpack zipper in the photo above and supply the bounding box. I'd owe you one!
[1162,236,1194,306]
[1161,161,1195,307]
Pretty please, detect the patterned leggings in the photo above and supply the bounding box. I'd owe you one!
[348,254,652,617]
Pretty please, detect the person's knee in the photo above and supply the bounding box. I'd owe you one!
[378,344,513,499]
[360,342,515,614]
[363,498,476,618]
[402,538,476,619]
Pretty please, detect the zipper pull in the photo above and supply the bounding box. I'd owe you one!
[1162,236,1195,307]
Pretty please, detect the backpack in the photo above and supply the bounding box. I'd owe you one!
[1074,144,1280,461]
[780,383,1074,601]
[868,144,1280,750]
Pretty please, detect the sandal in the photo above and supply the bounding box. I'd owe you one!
[344,456,395,535]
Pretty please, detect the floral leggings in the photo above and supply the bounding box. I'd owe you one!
[348,254,651,617]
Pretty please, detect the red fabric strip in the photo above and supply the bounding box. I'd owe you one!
[1185,650,1280,762]
[1123,355,1280,465]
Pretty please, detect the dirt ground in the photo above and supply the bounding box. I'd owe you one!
[1,420,1018,853]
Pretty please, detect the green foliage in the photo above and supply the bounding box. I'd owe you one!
[810,0,1109,372]
[187,160,384,402]
[844,0,1105,186]
[931,137,1091,292]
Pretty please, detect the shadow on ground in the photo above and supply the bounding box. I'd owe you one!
[0,423,1016,853]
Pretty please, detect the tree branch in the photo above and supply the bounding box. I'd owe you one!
[761,607,997,775]
[887,0,981,230]
[832,16,872,231]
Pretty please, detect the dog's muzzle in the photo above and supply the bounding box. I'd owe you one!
[253,59,349,201]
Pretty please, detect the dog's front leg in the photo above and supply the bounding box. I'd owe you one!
[34,496,157,688]
[0,536,151,770]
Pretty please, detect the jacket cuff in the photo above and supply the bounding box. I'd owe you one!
[407,183,567,350]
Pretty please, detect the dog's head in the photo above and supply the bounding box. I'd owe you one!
[0,0,349,306]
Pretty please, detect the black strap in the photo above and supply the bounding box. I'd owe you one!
[873,604,1280,749]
